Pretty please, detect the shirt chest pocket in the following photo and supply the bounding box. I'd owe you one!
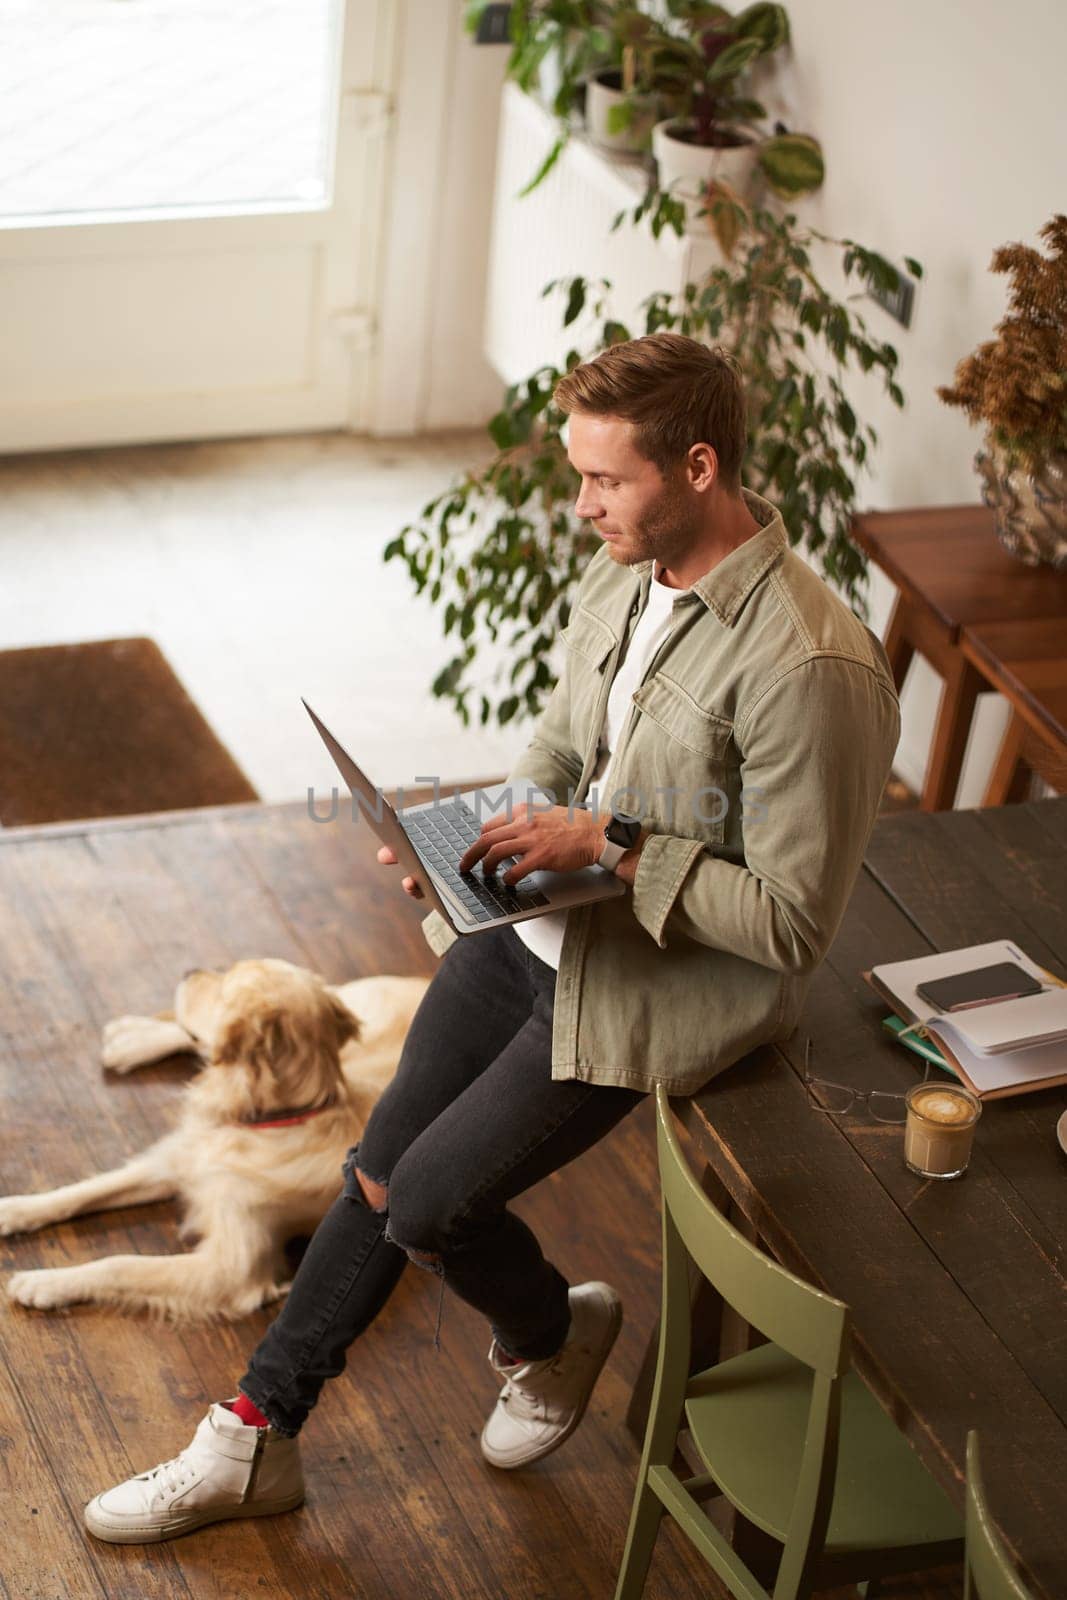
[628,673,737,843]
[561,607,617,753]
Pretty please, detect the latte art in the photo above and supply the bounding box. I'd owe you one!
[909,1087,977,1126]
[904,1081,981,1179]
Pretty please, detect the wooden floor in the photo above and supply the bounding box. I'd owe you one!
[0,430,518,805]
[0,800,958,1600]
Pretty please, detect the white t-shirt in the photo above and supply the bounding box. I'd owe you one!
[512,563,690,971]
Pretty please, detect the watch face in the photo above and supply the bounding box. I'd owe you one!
[606,815,641,849]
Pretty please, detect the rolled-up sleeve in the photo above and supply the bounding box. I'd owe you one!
[630,656,900,973]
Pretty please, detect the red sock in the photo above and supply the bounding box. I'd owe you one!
[230,1393,270,1429]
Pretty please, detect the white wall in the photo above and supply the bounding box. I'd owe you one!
[373,1,506,434]
[736,0,1067,801]
[422,12,511,429]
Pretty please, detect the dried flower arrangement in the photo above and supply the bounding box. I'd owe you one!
[938,214,1067,473]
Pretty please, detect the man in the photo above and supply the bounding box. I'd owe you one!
[84,332,899,1543]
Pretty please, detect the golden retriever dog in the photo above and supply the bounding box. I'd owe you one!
[0,959,428,1321]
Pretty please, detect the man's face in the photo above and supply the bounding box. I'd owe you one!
[566,412,703,569]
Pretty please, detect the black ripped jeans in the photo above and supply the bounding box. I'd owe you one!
[238,923,644,1436]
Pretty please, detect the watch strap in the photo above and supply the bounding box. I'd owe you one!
[597,836,629,873]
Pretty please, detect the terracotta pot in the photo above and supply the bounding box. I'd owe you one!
[652,118,758,218]
[975,443,1067,569]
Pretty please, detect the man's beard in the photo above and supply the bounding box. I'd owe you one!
[604,476,701,569]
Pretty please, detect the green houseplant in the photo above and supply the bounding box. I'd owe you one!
[646,1,824,207]
[465,1,822,199]
[584,7,688,155]
[464,0,614,192]
[384,199,920,729]
[937,213,1067,569]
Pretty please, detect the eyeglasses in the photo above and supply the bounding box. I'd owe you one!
[803,1038,911,1125]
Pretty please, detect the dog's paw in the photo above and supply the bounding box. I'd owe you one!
[7,1269,77,1310]
[0,1196,50,1237]
[102,1016,196,1073]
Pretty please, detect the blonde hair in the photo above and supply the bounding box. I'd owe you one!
[553,332,747,492]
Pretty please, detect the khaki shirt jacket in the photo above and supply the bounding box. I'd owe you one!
[420,490,900,1095]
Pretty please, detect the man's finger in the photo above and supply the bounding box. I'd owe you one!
[473,838,527,876]
[479,838,529,874]
[457,837,487,873]
[502,855,537,886]
[402,875,424,899]
[377,845,397,865]
[460,816,512,865]
[458,829,516,872]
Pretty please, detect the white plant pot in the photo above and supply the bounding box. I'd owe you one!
[586,70,657,155]
[652,119,759,217]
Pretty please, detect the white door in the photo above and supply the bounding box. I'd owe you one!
[0,0,393,453]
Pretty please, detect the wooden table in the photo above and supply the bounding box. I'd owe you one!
[630,798,1067,1598]
[852,507,1067,809]
[961,618,1067,802]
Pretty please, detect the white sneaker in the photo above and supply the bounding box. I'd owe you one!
[480,1281,622,1469]
[83,1402,305,1544]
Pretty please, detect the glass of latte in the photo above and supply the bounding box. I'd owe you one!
[904,1082,982,1179]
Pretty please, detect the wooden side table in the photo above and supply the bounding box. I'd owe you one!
[852,506,1067,809]
[961,618,1067,802]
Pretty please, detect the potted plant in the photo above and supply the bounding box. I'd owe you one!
[384,205,919,728]
[584,8,687,156]
[938,214,1067,569]
[465,0,612,192]
[647,1,824,212]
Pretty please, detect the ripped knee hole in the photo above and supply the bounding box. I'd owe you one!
[355,1168,389,1213]
[403,1245,442,1267]
[355,1171,442,1266]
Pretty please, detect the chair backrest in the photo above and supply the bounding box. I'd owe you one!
[965,1433,1034,1600]
[654,1086,849,1379]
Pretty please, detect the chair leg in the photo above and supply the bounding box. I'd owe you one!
[627,1163,729,1444]
[883,597,915,693]
[982,713,1031,806]
[618,1201,696,1600]
[613,1482,668,1600]
[921,656,983,811]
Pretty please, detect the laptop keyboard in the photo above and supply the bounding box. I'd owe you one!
[402,799,550,924]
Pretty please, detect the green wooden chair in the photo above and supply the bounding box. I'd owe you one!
[614,1085,964,1600]
[965,1433,1033,1599]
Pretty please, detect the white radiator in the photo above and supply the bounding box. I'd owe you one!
[484,83,720,383]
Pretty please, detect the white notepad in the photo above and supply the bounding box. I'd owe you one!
[924,1026,1067,1096]
[943,988,1067,1054]
[869,940,1067,1098]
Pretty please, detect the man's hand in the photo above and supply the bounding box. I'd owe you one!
[376,845,425,899]
[458,804,609,885]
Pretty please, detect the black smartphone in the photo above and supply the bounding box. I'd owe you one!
[916,961,1043,1013]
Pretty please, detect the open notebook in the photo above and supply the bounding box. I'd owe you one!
[867,940,1067,1100]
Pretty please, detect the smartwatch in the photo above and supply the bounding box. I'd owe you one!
[597,813,642,873]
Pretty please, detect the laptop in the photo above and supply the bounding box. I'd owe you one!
[303,700,626,935]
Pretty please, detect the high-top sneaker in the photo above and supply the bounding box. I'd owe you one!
[480,1281,622,1469]
[83,1402,304,1544]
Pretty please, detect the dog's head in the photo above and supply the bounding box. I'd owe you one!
[202,958,359,1120]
